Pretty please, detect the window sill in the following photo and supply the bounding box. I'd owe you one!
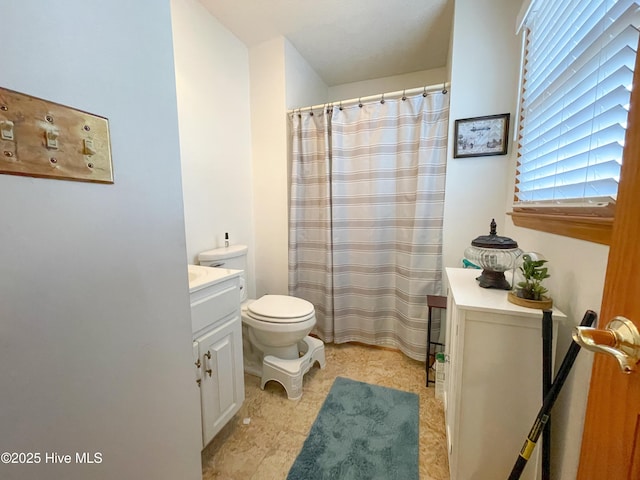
[508,211,613,245]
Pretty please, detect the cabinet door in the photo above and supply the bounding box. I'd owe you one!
[456,311,546,480]
[197,314,244,447]
[443,296,460,470]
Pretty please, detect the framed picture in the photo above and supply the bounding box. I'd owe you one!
[454,113,510,158]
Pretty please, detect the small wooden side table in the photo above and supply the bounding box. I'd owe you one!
[426,294,447,386]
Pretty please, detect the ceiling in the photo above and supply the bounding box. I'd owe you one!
[199,0,454,86]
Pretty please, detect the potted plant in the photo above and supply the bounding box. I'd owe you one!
[508,253,553,309]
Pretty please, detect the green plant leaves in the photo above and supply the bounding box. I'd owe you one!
[516,255,550,300]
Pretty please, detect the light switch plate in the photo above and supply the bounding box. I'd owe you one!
[0,87,113,184]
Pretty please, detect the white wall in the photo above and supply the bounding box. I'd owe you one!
[328,68,447,103]
[249,38,289,296]
[0,1,202,479]
[442,0,521,269]
[502,222,607,479]
[171,0,256,297]
[446,0,609,477]
[249,37,328,297]
[285,40,329,109]
[498,3,607,478]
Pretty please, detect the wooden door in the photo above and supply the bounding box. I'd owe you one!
[576,47,640,479]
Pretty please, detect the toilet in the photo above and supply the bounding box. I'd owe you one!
[198,245,325,400]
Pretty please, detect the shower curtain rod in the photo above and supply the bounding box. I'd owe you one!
[287,82,450,113]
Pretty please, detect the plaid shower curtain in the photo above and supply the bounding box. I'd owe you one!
[289,92,449,360]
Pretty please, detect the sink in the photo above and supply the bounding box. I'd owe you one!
[188,267,203,284]
[187,264,240,293]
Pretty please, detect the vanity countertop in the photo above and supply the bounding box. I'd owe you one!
[188,264,241,293]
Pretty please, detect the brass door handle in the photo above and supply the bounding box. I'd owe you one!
[572,316,640,373]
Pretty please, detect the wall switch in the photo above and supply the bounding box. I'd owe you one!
[83,138,96,155]
[0,120,14,140]
[45,128,59,149]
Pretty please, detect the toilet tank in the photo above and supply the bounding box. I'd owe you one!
[198,245,249,301]
[198,244,248,270]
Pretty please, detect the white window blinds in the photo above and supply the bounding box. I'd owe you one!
[516,0,640,205]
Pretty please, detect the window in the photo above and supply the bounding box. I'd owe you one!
[512,0,639,244]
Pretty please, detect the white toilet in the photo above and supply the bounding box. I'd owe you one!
[198,245,325,400]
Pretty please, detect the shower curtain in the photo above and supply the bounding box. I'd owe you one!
[289,92,449,360]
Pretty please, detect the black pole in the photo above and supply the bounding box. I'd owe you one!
[507,310,597,480]
[541,310,553,480]
[426,304,433,386]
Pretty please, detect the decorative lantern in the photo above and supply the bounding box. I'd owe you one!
[464,219,522,290]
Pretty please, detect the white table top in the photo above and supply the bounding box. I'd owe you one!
[445,267,567,319]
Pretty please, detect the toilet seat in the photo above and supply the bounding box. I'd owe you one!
[246,295,315,324]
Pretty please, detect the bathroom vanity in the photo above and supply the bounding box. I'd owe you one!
[443,267,566,480]
[188,265,244,448]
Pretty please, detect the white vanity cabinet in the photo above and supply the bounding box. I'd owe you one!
[444,268,566,480]
[189,266,244,448]
[195,312,243,446]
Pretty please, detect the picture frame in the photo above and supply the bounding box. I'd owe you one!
[453,113,510,158]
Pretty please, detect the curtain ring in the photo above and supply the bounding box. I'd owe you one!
[423,86,428,97]
[358,98,363,108]
[380,93,385,104]
[402,90,407,101]
[309,107,314,116]
[442,82,448,94]
[339,101,343,111]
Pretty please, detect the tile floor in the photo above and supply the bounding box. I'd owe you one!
[201,342,450,480]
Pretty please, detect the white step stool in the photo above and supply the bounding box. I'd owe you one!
[260,335,326,400]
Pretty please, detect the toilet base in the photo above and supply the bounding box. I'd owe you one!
[258,336,326,400]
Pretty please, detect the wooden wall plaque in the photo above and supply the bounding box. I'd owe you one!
[0,87,113,184]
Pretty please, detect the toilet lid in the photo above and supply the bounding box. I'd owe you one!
[247,295,314,323]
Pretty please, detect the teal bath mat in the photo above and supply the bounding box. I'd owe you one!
[287,377,419,480]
